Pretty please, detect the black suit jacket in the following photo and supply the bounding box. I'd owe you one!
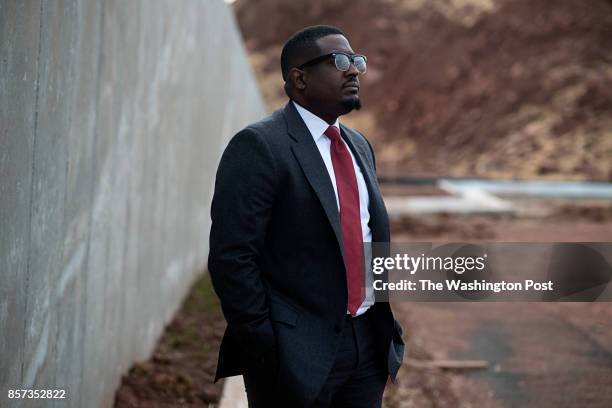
[208,101,404,406]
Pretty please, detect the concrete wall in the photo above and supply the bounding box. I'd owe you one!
[0,1,265,406]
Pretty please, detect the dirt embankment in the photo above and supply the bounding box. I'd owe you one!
[233,0,612,181]
[114,275,225,408]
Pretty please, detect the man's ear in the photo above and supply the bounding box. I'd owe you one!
[288,68,306,91]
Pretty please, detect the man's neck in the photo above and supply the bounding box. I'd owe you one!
[293,99,338,125]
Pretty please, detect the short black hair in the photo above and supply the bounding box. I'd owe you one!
[280,25,346,81]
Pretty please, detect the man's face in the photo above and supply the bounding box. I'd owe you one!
[301,34,362,115]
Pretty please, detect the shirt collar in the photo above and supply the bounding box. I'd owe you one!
[292,100,340,143]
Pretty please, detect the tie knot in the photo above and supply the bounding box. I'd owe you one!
[324,126,341,143]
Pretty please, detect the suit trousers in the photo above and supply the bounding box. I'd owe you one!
[243,307,388,407]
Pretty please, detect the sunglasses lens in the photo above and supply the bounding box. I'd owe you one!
[335,54,367,73]
[354,56,366,73]
[335,54,351,71]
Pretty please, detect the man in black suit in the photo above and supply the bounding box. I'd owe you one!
[208,25,405,407]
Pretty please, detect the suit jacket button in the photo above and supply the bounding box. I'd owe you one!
[333,323,342,333]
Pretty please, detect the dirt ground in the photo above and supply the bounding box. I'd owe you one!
[233,0,612,181]
[114,274,226,407]
[383,201,612,408]
[114,199,612,407]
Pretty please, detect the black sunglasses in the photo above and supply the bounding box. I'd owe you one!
[296,52,367,74]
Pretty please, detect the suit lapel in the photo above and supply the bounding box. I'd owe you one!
[285,103,346,259]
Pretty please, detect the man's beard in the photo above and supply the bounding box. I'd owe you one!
[342,96,362,112]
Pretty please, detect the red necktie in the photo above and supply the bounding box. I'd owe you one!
[324,126,364,316]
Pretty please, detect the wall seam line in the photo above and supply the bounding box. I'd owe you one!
[20,0,45,385]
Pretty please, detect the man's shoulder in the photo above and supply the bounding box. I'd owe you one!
[241,105,287,138]
[339,122,378,169]
[340,122,372,150]
[223,105,290,160]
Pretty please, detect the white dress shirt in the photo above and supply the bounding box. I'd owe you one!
[293,101,374,316]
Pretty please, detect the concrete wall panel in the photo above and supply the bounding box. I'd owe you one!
[0,1,41,402]
[1,1,265,406]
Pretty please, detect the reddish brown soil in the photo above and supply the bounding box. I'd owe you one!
[545,203,612,223]
[384,207,612,407]
[114,275,226,408]
[387,301,612,408]
[233,0,612,181]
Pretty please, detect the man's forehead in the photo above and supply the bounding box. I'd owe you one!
[315,34,354,54]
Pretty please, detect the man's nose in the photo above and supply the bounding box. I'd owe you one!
[345,62,360,77]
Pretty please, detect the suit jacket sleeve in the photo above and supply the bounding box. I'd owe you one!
[208,127,278,362]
